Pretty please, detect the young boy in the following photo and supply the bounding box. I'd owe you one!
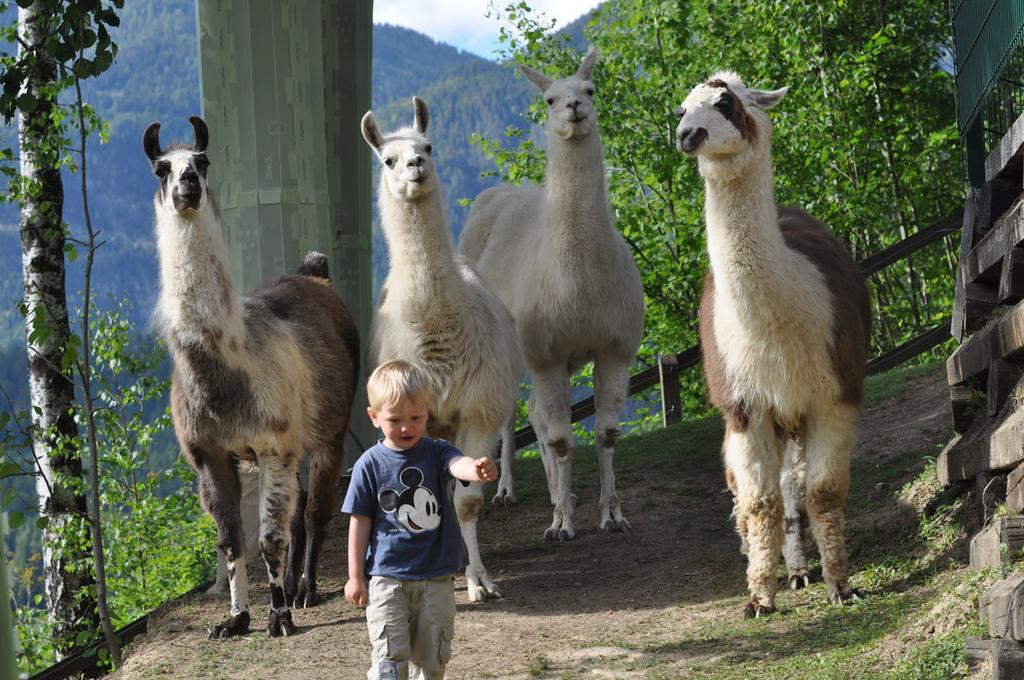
[343,359,497,680]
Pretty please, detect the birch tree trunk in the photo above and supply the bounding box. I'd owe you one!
[17,4,97,655]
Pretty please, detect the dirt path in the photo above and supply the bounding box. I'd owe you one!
[115,366,953,679]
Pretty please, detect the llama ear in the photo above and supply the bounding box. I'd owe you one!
[520,64,553,93]
[576,46,599,80]
[143,122,163,162]
[748,86,788,110]
[361,111,383,152]
[412,96,429,134]
[378,489,399,512]
[189,116,209,152]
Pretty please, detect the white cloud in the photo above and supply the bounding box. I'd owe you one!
[373,0,600,59]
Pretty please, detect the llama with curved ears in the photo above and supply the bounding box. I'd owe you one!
[675,72,870,617]
[361,97,522,601]
[144,117,360,637]
[460,47,645,540]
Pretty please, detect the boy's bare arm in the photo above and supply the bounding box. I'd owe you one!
[344,514,372,607]
[449,456,497,483]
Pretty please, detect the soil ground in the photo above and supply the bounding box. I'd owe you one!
[114,363,977,679]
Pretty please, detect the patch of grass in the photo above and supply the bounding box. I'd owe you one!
[526,654,549,676]
[864,358,945,403]
[888,628,978,680]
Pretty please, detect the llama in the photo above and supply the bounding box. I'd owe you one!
[674,72,870,617]
[144,118,360,637]
[361,97,522,601]
[459,48,644,541]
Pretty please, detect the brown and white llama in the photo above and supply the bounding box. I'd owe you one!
[361,98,522,601]
[459,48,645,540]
[144,118,360,637]
[674,73,871,617]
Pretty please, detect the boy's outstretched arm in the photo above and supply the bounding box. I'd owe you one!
[449,456,497,483]
[344,514,372,607]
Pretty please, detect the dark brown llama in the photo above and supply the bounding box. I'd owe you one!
[144,117,359,638]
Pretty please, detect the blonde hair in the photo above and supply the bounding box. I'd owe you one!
[366,360,431,411]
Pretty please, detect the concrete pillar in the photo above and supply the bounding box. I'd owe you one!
[196,0,374,464]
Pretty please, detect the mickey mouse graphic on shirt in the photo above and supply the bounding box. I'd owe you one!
[378,466,441,533]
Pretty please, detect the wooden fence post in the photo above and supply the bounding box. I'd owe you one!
[658,354,682,426]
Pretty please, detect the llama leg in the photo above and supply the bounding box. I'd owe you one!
[805,404,859,605]
[195,450,250,639]
[528,391,559,507]
[593,354,630,532]
[256,450,301,637]
[724,462,749,557]
[781,438,810,590]
[212,463,262,596]
[294,431,345,608]
[455,423,502,601]
[723,416,784,618]
[285,476,307,607]
[532,368,575,541]
[492,419,517,505]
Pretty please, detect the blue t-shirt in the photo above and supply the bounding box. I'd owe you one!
[341,437,468,579]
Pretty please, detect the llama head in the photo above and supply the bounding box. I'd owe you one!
[361,97,438,201]
[143,116,213,215]
[674,71,787,172]
[521,47,600,141]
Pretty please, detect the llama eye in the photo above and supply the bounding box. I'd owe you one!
[675,108,686,119]
[714,95,732,110]
[586,88,595,96]
[154,161,171,178]
[384,158,395,168]
[545,97,554,106]
[424,144,432,155]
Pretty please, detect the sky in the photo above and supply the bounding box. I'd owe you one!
[372,0,602,60]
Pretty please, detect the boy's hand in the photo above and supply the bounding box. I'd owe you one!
[474,457,497,482]
[345,576,368,607]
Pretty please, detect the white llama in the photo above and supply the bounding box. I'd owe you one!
[675,72,870,617]
[361,97,522,601]
[459,47,645,541]
[144,118,360,637]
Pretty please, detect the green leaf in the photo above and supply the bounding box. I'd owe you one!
[15,0,34,7]
[15,93,37,114]
[0,461,19,479]
[36,515,49,529]
[8,510,24,529]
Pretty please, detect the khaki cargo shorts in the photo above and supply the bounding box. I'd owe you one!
[365,575,456,680]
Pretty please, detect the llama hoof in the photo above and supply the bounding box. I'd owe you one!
[788,572,810,590]
[292,580,319,609]
[467,582,503,602]
[559,528,575,541]
[543,526,561,540]
[491,488,518,506]
[829,585,861,605]
[743,599,776,619]
[599,515,631,532]
[267,609,296,637]
[208,610,251,639]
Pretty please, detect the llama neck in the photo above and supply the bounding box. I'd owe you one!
[155,203,244,345]
[703,151,787,292]
[378,186,461,309]
[545,132,613,244]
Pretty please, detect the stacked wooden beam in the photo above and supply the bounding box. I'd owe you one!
[945,112,1024,680]
[941,113,1024,495]
[969,576,1024,679]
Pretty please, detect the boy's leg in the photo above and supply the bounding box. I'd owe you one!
[366,576,413,680]
[409,576,456,680]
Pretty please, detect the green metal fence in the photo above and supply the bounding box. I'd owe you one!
[951,0,1024,185]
